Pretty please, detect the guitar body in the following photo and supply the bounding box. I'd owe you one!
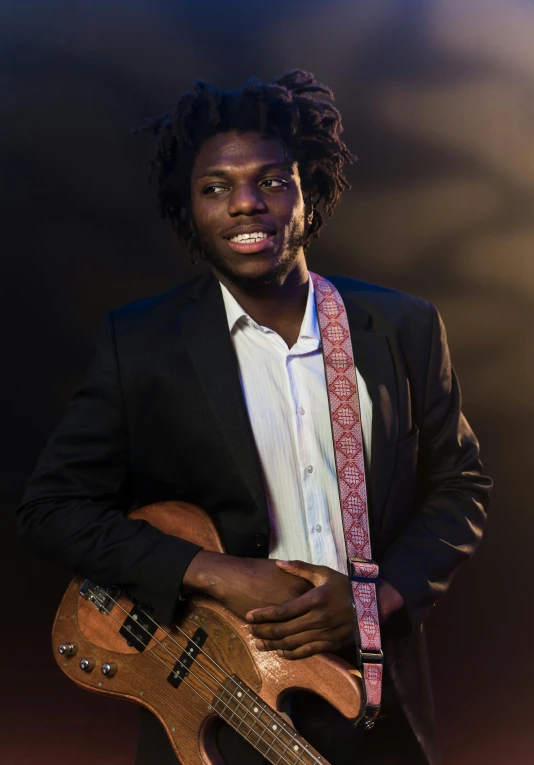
[52,502,362,765]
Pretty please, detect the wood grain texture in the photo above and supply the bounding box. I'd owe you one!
[52,502,363,764]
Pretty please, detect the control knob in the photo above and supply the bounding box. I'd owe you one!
[80,658,96,672]
[58,642,78,656]
[101,662,118,677]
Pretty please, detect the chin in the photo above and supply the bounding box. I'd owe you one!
[205,247,297,290]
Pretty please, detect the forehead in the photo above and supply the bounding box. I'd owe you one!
[192,130,292,177]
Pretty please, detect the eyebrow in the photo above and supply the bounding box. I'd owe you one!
[196,161,294,181]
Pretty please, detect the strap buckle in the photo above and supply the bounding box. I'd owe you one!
[357,647,384,667]
[349,557,379,583]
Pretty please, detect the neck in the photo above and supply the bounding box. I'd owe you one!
[212,260,310,334]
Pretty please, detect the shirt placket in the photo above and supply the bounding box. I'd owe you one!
[287,350,331,565]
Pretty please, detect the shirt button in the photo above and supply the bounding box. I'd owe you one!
[315,524,322,533]
[297,407,305,416]
[306,465,314,474]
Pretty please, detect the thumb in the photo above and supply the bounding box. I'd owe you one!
[275,559,325,586]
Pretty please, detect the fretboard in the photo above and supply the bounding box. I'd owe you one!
[212,675,330,765]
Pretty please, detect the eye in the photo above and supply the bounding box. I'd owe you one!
[261,178,289,189]
[202,184,227,194]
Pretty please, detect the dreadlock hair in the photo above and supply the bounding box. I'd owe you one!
[133,69,356,263]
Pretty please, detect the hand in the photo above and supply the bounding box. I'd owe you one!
[182,551,312,620]
[376,577,405,624]
[245,560,354,660]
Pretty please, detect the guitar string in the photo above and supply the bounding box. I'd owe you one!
[85,586,324,764]
[92,589,317,765]
[84,589,304,765]
[84,587,320,765]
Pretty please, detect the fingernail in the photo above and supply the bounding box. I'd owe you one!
[256,640,265,651]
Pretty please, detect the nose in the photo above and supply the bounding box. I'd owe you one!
[227,182,268,216]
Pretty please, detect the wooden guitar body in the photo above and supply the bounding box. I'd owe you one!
[52,502,362,765]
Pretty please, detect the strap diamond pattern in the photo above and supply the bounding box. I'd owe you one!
[310,272,383,724]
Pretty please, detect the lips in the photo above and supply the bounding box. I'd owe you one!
[225,233,276,254]
[223,223,277,255]
[223,223,277,239]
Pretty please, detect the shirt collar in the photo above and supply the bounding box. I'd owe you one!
[218,276,320,347]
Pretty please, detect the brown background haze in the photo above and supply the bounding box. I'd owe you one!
[2,1,533,763]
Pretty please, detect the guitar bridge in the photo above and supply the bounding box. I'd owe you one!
[79,580,121,615]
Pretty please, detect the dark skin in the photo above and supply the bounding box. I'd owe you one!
[182,130,404,659]
[189,129,310,347]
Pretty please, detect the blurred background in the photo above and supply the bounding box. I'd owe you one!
[2,1,533,763]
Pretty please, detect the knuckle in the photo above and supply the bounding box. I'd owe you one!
[316,609,331,627]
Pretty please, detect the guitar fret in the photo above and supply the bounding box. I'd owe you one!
[238,685,284,760]
[215,695,286,760]
[212,676,324,765]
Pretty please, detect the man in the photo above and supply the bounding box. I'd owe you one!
[17,70,492,765]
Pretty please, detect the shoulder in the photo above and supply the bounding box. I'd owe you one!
[108,273,209,332]
[325,275,435,329]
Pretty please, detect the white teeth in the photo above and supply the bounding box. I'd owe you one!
[229,231,270,243]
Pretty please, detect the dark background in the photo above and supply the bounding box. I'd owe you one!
[2,1,533,763]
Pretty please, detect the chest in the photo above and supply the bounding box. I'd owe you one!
[229,326,373,469]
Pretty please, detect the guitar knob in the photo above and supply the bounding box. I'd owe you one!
[80,658,96,672]
[101,662,118,677]
[58,642,78,656]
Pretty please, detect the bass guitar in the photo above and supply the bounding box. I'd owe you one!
[52,501,363,765]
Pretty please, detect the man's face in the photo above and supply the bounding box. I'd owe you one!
[190,130,308,288]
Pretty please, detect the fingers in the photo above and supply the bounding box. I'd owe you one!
[277,641,332,660]
[246,587,318,624]
[275,560,327,586]
[250,606,336,641]
[253,626,349,660]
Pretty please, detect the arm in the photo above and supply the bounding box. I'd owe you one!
[16,313,202,626]
[379,303,493,629]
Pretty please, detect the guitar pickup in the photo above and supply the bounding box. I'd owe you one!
[119,605,158,652]
[79,580,121,615]
[167,628,208,689]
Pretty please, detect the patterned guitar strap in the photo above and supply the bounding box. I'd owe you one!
[310,271,383,728]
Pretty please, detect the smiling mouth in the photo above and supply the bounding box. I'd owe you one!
[225,232,276,254]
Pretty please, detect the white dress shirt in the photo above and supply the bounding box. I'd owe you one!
[219,276,373,575]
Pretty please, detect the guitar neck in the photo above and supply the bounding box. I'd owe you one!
[213,675,329,765]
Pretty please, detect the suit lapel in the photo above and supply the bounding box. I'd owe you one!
[342,293,398,543]
[180,273,269,521]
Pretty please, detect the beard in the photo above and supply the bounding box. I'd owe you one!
[194,224,308,290]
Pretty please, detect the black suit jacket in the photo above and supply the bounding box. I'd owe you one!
[18,271,492,765]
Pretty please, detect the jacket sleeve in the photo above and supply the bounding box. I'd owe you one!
[379,303,493,630]
[16,312,201,625]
